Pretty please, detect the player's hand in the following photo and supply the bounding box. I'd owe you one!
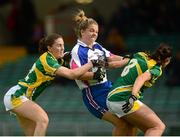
[98,55,108,68]
[123,54,133,59]
[122,95,137,113]
[62,51,71,68]
[63,51,71,62]
[93,67,105,82]
[91,60,103,67]
[91,57,106,67]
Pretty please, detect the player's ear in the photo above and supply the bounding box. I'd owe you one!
[47,45,51,52]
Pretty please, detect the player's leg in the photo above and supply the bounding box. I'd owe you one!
[102,111,131,136]
[16,115,36,136]
[123,103,165,136]
[103,112,126,135]
[12,100,49,136]
[125,122,138,136]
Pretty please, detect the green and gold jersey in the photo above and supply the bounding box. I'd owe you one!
[15,51,60,100]
[108,52,162,102]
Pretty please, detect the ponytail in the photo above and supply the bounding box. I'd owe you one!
[150,43,173,65]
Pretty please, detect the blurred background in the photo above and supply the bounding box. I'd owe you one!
[0,0,180,135]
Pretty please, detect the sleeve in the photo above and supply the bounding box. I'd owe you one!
[94,42,111,57]
[71,50,82,67]
[145,65,162,85]
[70,59,79,69]
[144,65,162,87]
[101,46,111,58]
[40,55,61,76]
[70,45,88,68]
[149,65,162,79]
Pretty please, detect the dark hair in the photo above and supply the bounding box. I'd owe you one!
[150,43,173,65]
[38,33,62,54]
[73,9,98,38]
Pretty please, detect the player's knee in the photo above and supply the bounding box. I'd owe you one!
[113,118,127,129]
[41,114,49,126]
[36,114,49,128]
[151,122,166,135]
[157,122,166,132]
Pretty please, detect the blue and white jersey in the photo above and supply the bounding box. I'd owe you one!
[70,40,112,90]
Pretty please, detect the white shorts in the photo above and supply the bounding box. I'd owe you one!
[3,85,29,111]
[107,99,143,118]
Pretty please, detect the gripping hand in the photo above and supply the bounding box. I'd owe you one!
[63,51,71,62]
[98,55,108,67]
[93,67,105,82]
[122,95,137,113]
[62,51,71,68]
[91,55,107,67]
[91,59,105,67]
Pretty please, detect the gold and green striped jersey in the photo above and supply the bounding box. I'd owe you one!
[108,52,162,102]
[15,51,61,100]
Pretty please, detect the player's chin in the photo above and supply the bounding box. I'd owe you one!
[58,52,64,58]
[56,54,63,59]
[90,38,97,43]
[59,55,64,59]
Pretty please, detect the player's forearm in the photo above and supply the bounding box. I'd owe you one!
[108,55,123,62]
[77,71,94,80]
[132,72,151,97]
[132,76,145,97]
[70,63,93,79]
[108,58,129,69]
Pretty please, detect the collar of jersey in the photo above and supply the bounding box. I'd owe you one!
[138,52,157,69]
[47,51,57,60]
[77,39,97,48]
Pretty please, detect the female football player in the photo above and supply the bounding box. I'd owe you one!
[3,33,104,136]
[107,43,172,135]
